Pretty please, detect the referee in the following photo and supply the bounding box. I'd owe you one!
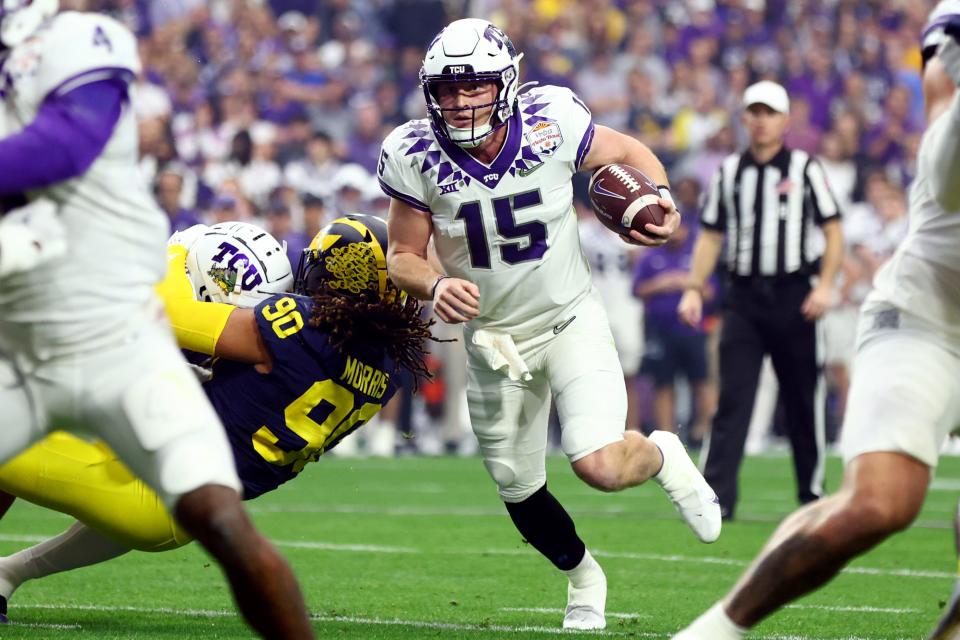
[677,81,843,520]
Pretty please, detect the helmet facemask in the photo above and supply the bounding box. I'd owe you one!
[294,214,403,304]
[421,66,518,148]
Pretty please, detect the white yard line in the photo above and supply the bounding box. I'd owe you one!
[15,603,235,617]
[9,621,82,630]
[273,540,418,553]
[6,604,894,639]
[2,532,952,581]
[505,604,919,617]
[786,604,921,614]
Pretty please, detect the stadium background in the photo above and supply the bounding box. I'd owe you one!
[1,2,958,639]
[71,0,933,456]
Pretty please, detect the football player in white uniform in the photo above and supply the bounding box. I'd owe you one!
[673,3,960,638]
[0,4,312,637]
[381,19,721,631]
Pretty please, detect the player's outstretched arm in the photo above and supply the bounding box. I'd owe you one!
[157,245,269,365]
[386,198,480,324]
[386,198,441,300]
[214,310,270,365]
[580,126,680,245]
[0,80,127,197]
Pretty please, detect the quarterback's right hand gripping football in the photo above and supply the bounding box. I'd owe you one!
[620,198,681,247]
[433,276,480,324]
[0,199,67,278]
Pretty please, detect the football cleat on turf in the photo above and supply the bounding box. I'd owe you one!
[563,604,605,630]
[650,430,722,543]
[564,556,606,630]
[0,594,8,624]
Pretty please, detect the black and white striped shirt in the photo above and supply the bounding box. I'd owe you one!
[700,146,840,278]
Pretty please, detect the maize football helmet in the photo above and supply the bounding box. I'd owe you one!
[294,214,397,301]
[186,221,293,307]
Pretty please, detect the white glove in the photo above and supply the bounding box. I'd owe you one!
[0,199,67,278]
[938,36,960,87]
[167,223,209,251]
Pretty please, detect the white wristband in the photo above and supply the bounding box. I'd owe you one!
[657,186,675,207]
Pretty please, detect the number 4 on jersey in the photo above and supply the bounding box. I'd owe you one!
[93,25,112,52]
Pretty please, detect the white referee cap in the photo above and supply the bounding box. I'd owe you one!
[743,81,790,114]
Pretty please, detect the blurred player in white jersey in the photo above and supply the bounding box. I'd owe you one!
[0,3,312,637]
[577,202,644,429]
[673,3,960,638]
[380,18,721,631]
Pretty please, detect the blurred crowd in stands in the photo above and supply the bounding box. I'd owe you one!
[74,0,929,454]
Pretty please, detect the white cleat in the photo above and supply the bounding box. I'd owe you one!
[563,604,606,630]
[649,430,722,543]
[563,554,607,630]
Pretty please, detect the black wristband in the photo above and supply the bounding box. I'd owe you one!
[430,275,449,300]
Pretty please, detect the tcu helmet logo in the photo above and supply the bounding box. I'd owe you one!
[448,65,467,74]
[208,242,263,293]
[483,24,508,51]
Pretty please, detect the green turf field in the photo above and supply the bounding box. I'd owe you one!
[0,453,956,639]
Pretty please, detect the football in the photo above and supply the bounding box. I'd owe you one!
[588,163,666,236]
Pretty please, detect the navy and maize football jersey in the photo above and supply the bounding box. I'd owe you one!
[204,294,400,499]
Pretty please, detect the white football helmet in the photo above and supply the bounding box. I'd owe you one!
[420,18,523,148]
[923,0,960,65]
[186,222,293,307]
[0,0,57,49]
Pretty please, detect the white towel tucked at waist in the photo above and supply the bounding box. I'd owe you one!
[470,329,533,381]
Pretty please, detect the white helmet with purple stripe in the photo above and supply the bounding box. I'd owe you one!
[0,0,57,49]
[420,18,523,149]
[923,0,960,66]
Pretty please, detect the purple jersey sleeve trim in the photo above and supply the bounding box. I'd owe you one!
[48,66,135,98]
[378,178,431,213]
[575,122,595,170]
[0,78,127,196]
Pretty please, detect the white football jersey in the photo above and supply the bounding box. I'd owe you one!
[380,85,595,336]
[0,12,168,361]
[868,107,960,339]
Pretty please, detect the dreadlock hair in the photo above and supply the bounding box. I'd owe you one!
[308,284,445,388]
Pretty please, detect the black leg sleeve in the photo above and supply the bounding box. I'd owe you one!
[504,485,586,571]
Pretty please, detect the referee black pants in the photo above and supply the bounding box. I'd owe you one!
[702,276,825,519]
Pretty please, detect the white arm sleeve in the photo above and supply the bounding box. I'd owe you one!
[923,91,960,213]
